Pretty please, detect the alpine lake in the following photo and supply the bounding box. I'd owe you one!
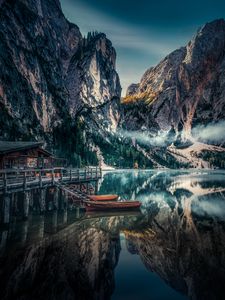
[1,169,225,300]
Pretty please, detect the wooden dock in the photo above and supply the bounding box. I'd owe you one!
[0,167,102,194]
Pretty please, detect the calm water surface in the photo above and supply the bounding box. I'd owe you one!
[1,169,225,300]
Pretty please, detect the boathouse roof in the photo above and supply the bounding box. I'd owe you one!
[0,141,51,156]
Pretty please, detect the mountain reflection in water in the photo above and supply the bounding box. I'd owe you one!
[0,170,225,300]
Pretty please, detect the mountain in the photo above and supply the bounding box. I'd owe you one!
[123,19,225,136]
[0,0,121,165]
[120,19,225,168]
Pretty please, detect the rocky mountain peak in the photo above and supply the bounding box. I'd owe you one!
[126,83,139,96]
[184,18,225,67]
[122,18,225,139]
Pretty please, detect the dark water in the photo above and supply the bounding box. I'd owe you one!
[1,170,225,300]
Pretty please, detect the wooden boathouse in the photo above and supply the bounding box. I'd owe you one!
[0,141,66,169]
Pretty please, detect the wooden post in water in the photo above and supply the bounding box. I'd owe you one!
[52,210,58,233]
[3,172,7,193]
[76,207,80,219]
[59,189,65,211]
[63,209,68,224]
[0,231,8,252]
[23,191,30,220]
[62,190,68,223]
[29,190,34,211]
[64,190,68,210]
[51,169,55,185]
[3,193,10,225]
[23,171,27,189]
[53,187,59,210]
[39,171,42,188]
[39,188,46,214]
[20,219,28,246]
[12,192,18,218]
[38,215,45,239]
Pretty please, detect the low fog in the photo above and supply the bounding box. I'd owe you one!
[192,121,225,143]
[117,121,225,147]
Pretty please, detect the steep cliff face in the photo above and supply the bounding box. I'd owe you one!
[0,0,121,162]
[0,0,79,139]
[67,32,121,131]
[122,19,225,140]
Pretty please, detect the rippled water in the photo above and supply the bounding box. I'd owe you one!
[1,169,225,300]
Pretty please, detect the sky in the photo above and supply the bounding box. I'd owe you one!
[60,0,225,95]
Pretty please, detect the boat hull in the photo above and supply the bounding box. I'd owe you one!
[85,200,141,211]
[89,194,118,201]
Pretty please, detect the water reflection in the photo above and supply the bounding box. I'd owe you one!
[0,170,225,299]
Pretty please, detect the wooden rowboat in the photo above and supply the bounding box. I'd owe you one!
[88,194,118,201]
[85,200,141,211]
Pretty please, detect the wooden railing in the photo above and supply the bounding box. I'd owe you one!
[0,167,102,192]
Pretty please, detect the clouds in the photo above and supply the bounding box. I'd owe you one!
[117,129,172,147]
[192,121,225,143]
[117,121,225,148]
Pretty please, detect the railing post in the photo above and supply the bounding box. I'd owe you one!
[60,169,63,181]
[91,167,93,179]
[70,169,72,181]
[95,166,98,178]
[78,169,80,181]
[85,168,87,180]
